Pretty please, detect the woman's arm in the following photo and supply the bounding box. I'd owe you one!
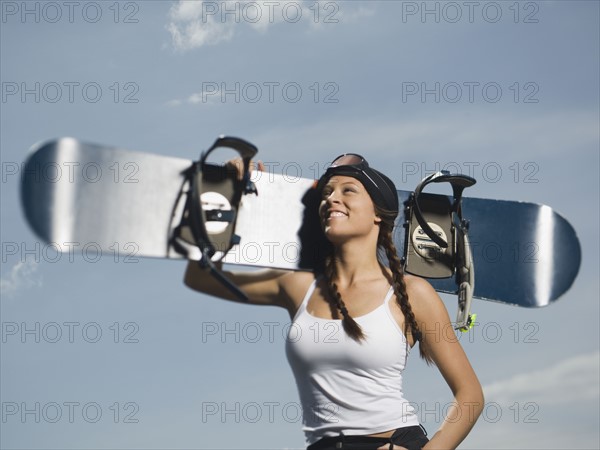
[407,276,484,449]
[184,261,312,316]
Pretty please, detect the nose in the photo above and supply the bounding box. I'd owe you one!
[324,189,341,206]
[320,189,340,218]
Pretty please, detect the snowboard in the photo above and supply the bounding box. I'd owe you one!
[20,138,581,309]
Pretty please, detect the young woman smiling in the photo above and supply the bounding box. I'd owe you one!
[184,154,484,450]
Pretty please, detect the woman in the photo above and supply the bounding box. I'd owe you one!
[184,154,484,450]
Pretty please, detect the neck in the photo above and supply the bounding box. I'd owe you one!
[331,237,382,288]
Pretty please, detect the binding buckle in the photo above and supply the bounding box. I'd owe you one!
[172,136,258,301]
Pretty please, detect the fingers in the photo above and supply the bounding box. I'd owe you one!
[250,160,265,173]
[225,158,265,181]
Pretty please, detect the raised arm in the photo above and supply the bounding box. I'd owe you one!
[183,261,312,317]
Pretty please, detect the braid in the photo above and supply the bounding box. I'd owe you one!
[379,223,434,364]
[324,255,366,342]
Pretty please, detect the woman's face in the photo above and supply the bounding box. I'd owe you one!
[319,175,381,243]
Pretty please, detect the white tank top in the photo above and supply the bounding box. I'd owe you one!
[285,278,420,445]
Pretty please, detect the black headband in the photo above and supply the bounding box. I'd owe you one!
[316,155,399,217]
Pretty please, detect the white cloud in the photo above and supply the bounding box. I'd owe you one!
[0,259,42,298]
[188,92,205,104]
[166,1,376,51]
[166,88,223,107]
[166,9,235,50]
[483,350,600,406]
[165,0,275,51]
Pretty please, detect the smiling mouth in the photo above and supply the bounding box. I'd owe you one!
[327,211,348,219]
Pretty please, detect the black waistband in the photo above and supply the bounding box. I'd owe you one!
[307,425,427,450]
[307,434,388,450]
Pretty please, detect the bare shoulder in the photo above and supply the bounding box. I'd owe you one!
[404,274,439,304]
[404,274,449,321]
[278,271,317,311]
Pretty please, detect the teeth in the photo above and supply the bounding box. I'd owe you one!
[329,211,346,217]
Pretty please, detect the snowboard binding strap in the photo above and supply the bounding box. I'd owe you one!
[173,136,258,302]
[404,171,477,330]
[412,171,475,248]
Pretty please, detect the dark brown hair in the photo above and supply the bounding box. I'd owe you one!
[322,207,434,364]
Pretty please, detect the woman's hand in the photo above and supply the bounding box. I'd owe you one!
[225,158,265,180]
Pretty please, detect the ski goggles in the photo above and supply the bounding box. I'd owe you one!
[317,153,399,215]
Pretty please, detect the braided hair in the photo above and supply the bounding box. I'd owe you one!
[322,207,434,364]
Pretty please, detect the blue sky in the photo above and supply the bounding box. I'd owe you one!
[1,1,599,448]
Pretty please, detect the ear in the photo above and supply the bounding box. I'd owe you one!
[374,214,382,224]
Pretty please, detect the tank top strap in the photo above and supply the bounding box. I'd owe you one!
[300,277,319,308]
[292,276,320,321]
[383,285,395,304]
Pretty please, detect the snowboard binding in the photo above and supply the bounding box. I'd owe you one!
[172,136,258,301]
[403,171,477,330]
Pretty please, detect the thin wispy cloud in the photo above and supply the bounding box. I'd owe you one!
[0,259,42,299]
[166,1,374,51]
[166,88,223,107]
[166,3,235,50]
[483,350,599,406]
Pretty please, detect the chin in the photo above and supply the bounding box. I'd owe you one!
[322,226,340,241]
[323,226,354,244]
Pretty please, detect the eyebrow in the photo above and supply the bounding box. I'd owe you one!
[326,179,361,187]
